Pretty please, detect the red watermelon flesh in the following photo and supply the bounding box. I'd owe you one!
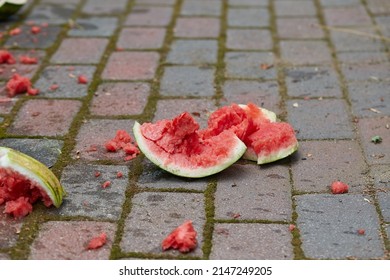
[0,167,52,218]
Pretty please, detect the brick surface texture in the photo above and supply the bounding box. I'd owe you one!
[0,0,388,262]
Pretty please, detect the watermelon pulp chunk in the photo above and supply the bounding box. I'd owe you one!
[133,112,247,178]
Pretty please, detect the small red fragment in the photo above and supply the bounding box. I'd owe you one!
[123,142,140,155]
[116,171,123,178]
[86,232,107,250]
[19,55,38,64]
[4,197,33,218]
[288,224,296,232]
[6,74,39,97]
[105,140,119,152]
[78,75,88,84]
[31,26,41,34]
[102,181,111,189]
[0,50,16,64]
[162,220,197,253]
[331,181,349,194]
[357,229,365,235]
[9,28,22,36]
[49,84,59,91]
[104,130,140,160]
[94,171,101,178]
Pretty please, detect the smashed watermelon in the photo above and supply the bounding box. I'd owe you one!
[162,220,197,253]
[0,147,64,218]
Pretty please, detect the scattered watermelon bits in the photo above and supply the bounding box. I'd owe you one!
[330,181,349,194]
[357,229,365,235]
[6,74,39,97]
[162,220,197,253]
[104,130,140,161]
[78,75,88,84]
[288,224,296,232]
[102,181,111,189]
[3,197,33,218]
[19,55,38,64]
[94,171,101,178]
[9,28,22,36]
[116,171,123,178]
[86,232,107,250]
[30,26,41,34]
[49,84,59,91]
[0,50,16,64]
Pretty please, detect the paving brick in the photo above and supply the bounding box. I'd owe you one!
[41,0,80,3]
[228,7,269,27]
[0,50,44,80]
[371,165,390,190]
[221,80,281,115]
[29,221,115,260]
[225,52,276,79]
[330,27,386,52]
[73,119,136,161]
[8,99,81,137]
[117,27,166,49]
[336,52,389,65]
[0,138,63,167]
[366,0,390,15]
[68,17,118,37]
[295,194,385,259]
[181,0,222,16]
[347,82,390,117]
[341,62,390,82]
[4,25,62,49]
[0,97,16,115]
[323,6,372,26]
[227,29,272,50]
[375,16,390,37]
[287,99,354,140]
[91,82,150,116]
[53,164,128,220]
[174,17,220,38]
[34,65,96,98]
[319,0,360,6]
[136,0,176,5]
[284,66,342,98]
[214,163,292,222]
[378,192,390,222]
[102,51,159,80]
[275,0,317,17]
[137,159,209,191]
[277,18,325,39]
[125,6,173,26]
[291,140,368,193]
[26,3,76,24]
[0,253,10,260]
[229,0,269,6]
[120,192,205,257]
[357,116,390,165]
[152,98,217,128]
[279,41,333,65]
[0,209,23,248]
[210,223,293,259]
[160,66,215,97]
[166,39,218,65]
[82,0,128,15]
[51,38,109,64]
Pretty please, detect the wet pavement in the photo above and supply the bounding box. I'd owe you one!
[0,0,389,260]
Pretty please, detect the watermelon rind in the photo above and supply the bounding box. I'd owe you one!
[255,141,299,164]
[238,104,278,122]
[0,147,64,207]
[0,0,26,20]
[133,122,247,178]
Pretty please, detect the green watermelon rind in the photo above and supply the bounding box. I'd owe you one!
[253,141,299,165]
[0,147,64,207]
[133,121,247,178]
[0,0,26,20]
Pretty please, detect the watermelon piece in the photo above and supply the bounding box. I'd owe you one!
[0,147,64,218]
[86,233,107,250]
[162,220,197,253]
[0,50,16,64]
[6,74,39,97]
[0,0,26,20]
[330,181,349,194]
[19,55,38,64]
[133,112,247,178]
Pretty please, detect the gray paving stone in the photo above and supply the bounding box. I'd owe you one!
[210,223,293,260]
[365,0,390,15]
[0,253,10,260]
[68,17,118,37]
[227,29,272,50]
[166,40,218,65]
[214,163,292,222]
[295,194,385,259]
[137,159,209,191]
[323,6,372,26]
[225,52,276,79]
[229,0,269,6]
[348,82,390,117]
[0,209,23,249]
[181,0,222,16]
[120,192,205,257]
[275,0,317,17]
[330,27,386,52]
[26,4,76,24]
[82,0,128,15]
[277,17,325,39]
[280,41,333,66]
[336,52,389,65]
[284,66,342,98]
[357,116,390,165]
[375,16,390,37]
[341,63,390,82]
[228,7,269,27]
[53,164,129,220]
[319,0,360,6]
[0,138,63,168]
[160,66,215,97]
[136,0,176,5]
[221,80,281,115]
[4,25,62,49]
[291,140,368,193]
[34,65,96,98]
[378,192,390,223]
[287,99,355,140]
[125,6,173,26]
[371,165,390,190]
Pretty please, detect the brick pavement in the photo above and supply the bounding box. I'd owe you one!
[0,0,388,260]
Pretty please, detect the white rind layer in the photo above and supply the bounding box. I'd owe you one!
[133,122,247,178]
